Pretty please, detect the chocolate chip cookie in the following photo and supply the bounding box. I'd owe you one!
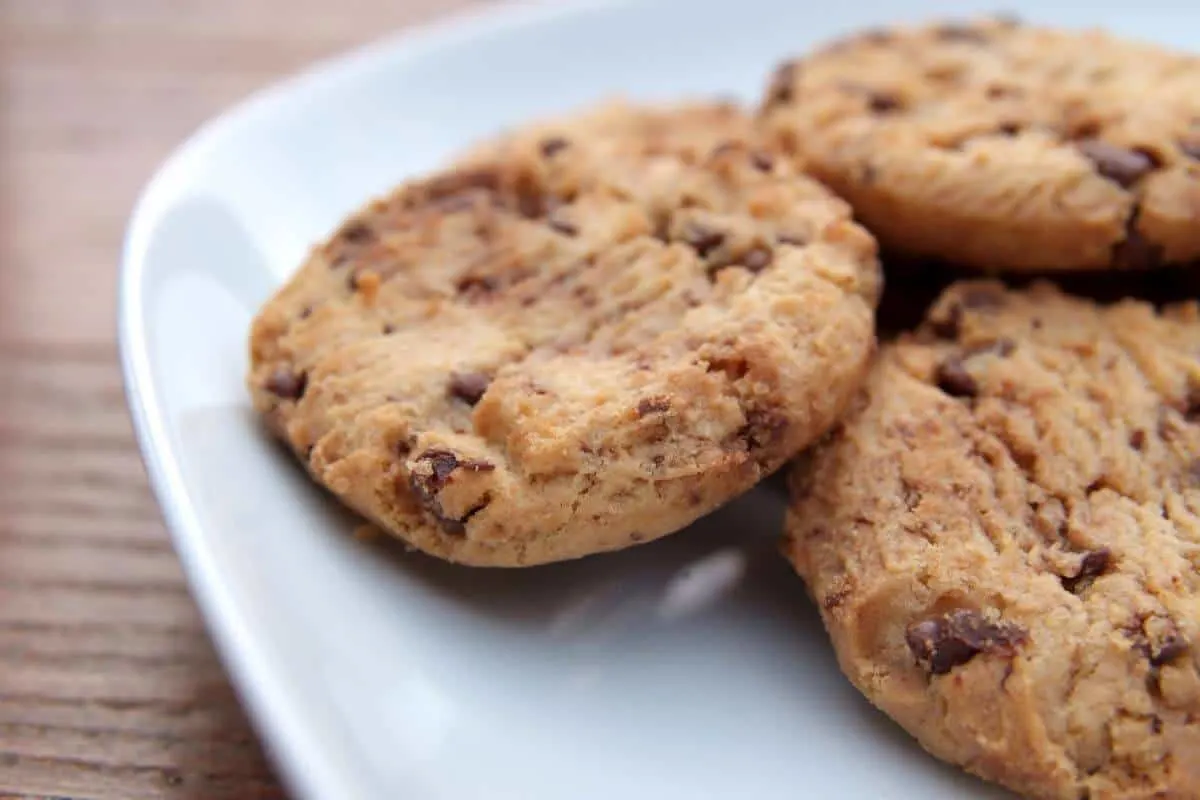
[249,102,880,566]
[762,18,1200,272]
[785,281,1200,798]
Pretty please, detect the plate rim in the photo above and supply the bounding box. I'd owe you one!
[116,1,637,797]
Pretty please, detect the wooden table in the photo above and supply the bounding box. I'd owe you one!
[0,1,480,796]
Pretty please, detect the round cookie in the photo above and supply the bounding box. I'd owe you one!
[249,102,880,567]
[761,18,1200,272]
[785,281,1200,799]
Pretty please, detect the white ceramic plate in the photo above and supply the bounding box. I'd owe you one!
[119,1,1197,797]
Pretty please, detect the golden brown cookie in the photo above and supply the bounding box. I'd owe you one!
[785,280,1200,799]
[762,18,1200,272]
[249,102,880,566]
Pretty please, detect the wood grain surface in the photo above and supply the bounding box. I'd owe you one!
[0,1,481,797]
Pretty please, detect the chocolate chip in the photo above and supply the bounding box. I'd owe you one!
[1113,208,1164,270]
[682,222,726,257]
[709,140,739,159]
[539,136,569,157]
[416,450,460,491]
[637,396,671,417]
[740,408,789,450]
[421,168,503,205]
[339,221,375,244]
[1130,429,1147,450]
[1151,634,1189,666]
[432,193,479,214]
[265,368,306,400]
[777,232,807,247]
[1062,548,1111,593]
[1137,147,1166,168]
[455,274,500,298]
[1185,385,1200,421]
[455,494,493,530]
[861,28,893,44]
[986,85,1022,100]
[513,173,546,219]
[935,24,987,42]
[298,305,313,320]
[868,92,903,114]
[548,215,578,237]
[750,151,775,172]
[823,588,851,611]
[997,121,1023,136]
[407,450,496,534]
[929,304,963,339]
[1181,141,1200,160]
[449,372,491,406]
[1077,140,1155,188]
[741,247,773,273]
[765,60,799,106]
[707,355,749,380]
[906,609,1027,675]
[936,357,978,398]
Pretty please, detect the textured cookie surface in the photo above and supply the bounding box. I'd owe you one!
[762,18,1200,272]
[785,281,1200,799]
[249,102,880,566]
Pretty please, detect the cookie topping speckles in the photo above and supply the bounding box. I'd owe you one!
[682,222,726,257]
[906,610,1028,675]
[539,136,570,157]
[265,369,306,400]
[934,23,989,43]
[867,91,903,114]
[935,357,978,398]
[1062,548,1111,593]
[1076,140,1156,188]
[408,450,496,535]
[338,221,375,244]
[1113,216,1165,270]
[449,372,491,406]
[547,213,579,237]
[1150,633,1190,666]
[741,247,773,273]
[750,151,775,172]
[765,60,799,106]
[636,397,671,417]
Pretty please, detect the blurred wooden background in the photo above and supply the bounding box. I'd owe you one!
[0,1,482,797]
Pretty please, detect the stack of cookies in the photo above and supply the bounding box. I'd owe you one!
[248,16,1200,800]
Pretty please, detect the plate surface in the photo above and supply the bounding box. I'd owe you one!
[119,1,1197,797]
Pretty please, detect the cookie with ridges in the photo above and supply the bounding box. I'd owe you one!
[249,101,880,566]
[785,280,1200,799]
[762,17,1200,272]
